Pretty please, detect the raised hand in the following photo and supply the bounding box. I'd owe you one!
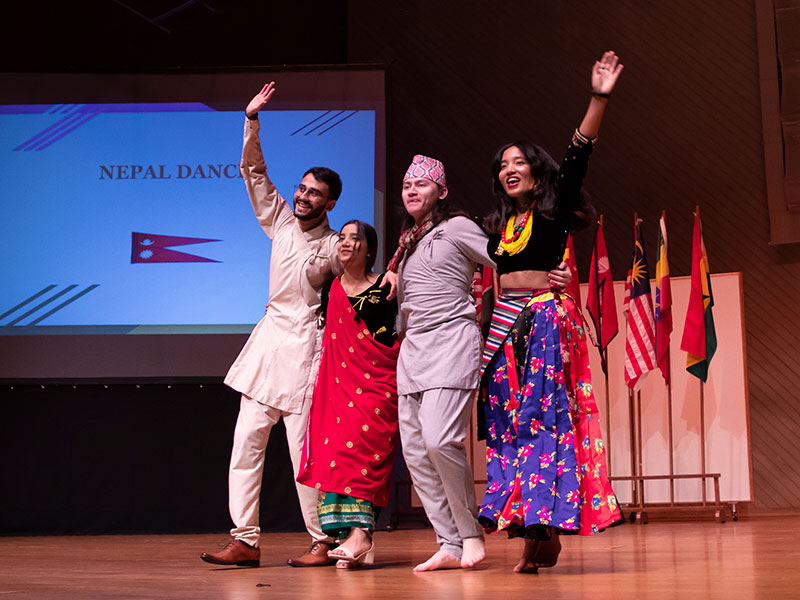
[245,82,276,118]
[591,51,624,96]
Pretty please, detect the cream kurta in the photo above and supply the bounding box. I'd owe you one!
[224,118,339,414]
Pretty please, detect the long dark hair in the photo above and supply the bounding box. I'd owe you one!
[484,140,595,234]
[341,219,378,274]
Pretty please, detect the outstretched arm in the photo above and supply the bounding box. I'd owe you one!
[241,81,291,236]
[578,51,624,139]
[245,81,276,118]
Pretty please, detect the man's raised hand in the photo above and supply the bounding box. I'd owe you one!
[245,82,276,118]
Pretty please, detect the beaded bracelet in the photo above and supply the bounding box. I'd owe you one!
[572,128,598,147]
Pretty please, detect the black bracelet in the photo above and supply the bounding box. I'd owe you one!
[592,91,611,99]
[246,112,258,120]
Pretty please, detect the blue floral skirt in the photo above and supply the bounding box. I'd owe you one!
[478,290,582,538]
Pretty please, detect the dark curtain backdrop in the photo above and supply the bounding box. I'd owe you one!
[0,384,304,534]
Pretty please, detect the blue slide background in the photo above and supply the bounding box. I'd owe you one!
[0,104,375,330]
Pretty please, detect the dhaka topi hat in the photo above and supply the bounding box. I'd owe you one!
[403,154,446,187]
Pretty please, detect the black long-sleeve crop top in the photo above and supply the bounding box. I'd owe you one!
[487,135,594,274]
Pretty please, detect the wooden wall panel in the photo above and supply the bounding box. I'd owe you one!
[348,0,800,508]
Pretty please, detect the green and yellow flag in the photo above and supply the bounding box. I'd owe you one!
[680,212,717,381]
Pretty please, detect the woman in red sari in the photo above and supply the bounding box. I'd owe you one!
[297,220,399,568]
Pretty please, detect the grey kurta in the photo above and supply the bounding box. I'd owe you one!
[396,216,496,395]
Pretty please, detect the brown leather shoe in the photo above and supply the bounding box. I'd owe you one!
[201,539,260,567]
[286,540,337,567]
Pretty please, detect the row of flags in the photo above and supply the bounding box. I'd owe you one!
[564,211,717,387]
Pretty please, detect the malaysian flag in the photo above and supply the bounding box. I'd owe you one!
[623,219,656,388]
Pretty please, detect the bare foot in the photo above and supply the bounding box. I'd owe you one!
[461,537,485,568]
[328,528,372,561]
[513,538,539,574]
[413,548,462,572]
[534,529,561,568]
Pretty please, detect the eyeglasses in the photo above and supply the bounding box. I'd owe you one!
[293,184,327,201]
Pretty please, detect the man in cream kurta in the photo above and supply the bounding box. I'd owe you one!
[201,82,342,568]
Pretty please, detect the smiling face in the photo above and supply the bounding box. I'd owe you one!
[337,223,369,274]
[402,177,447,226]
[498,146,536,200]
[292,173,333,223]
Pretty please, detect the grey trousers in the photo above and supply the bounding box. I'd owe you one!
[398,388,482,557]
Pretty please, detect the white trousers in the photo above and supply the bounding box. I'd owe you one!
[228,394,330,547]
[398,388,482,558]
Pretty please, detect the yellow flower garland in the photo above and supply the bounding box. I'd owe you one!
[497,211,533,256]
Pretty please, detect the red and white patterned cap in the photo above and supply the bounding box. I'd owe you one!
[403,154,446,187]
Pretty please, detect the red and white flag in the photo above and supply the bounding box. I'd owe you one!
[585,221,618,375]
[624,219,656,388]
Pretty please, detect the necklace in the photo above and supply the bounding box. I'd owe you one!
[496,210,533,256]
[340,272,375,297]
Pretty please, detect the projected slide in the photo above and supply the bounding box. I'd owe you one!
[0,103,376,334]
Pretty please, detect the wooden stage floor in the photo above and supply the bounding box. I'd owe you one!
[2,517,799,599]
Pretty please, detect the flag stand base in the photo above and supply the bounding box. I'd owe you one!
[608,473,730,523]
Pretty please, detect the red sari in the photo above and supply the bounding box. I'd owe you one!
[297,278,400,506]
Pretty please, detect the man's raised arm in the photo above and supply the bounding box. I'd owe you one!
[241,82,289,236]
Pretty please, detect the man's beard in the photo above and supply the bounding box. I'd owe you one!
[293,199,326,222]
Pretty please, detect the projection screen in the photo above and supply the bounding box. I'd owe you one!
[0,68,386,381]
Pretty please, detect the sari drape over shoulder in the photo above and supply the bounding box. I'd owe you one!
[297,278,400,506]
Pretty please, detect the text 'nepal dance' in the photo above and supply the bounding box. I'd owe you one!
[478,50,624,573]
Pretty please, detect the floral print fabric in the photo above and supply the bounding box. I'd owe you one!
[479,292,582,535]
[559,294,621,534]
[478,290,621,537]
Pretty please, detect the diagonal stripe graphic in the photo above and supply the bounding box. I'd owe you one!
[317,111,358,135]
[6,285,79,326]
[56,104,83,116]
[0,285,58,321]
[303,111,346,136]
[13,111,89,151]
[28,285,100,325]
[34,113,99,151]
[290,111,332,136]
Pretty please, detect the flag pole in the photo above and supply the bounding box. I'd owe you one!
[696,204,708,504]
[628,387,637,504]
[667,344,675,505]
[628,212,639,505]
[663,209,676,506]
[599,214,613,476]
[636,388,645,506]
[633,213,645,506]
